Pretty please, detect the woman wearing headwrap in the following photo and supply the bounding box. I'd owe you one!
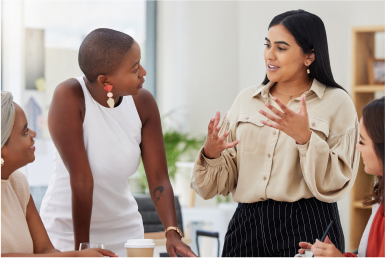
[1,91,117,257]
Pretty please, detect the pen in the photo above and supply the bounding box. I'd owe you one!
[312,220,334,257]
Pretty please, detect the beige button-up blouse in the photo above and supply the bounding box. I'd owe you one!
[2,171,34,254]
[191,79,360,203]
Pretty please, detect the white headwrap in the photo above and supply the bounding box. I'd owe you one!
[1,91,16,148]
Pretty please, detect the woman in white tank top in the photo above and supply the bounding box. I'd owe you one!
[40,29,196,257]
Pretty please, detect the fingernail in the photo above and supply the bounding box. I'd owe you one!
[260,120,264,123]
[265,103,270,107]
[259,110,263,114]
[217,126,220,129]
[211,118,214,121]
[316,239,320,243]
[226,131,229,134]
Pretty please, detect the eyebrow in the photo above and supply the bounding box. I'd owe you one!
[359,134,365,140]
[131,61,140,69]
[265,37,290,47]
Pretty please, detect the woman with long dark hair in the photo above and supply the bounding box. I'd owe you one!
[299,97,385,257]
[191,10,360,256]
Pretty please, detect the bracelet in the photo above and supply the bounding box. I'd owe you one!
[165,226,183,238]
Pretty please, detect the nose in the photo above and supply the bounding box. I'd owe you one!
[140,64,147,77]
[264,47,275,61]
[30,129,37,138]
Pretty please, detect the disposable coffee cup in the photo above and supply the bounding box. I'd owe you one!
[125,239,155,257]
[294,249,313,257]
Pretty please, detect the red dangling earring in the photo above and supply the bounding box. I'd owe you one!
[104,84,114,108]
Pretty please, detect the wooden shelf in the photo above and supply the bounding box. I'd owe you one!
[352,25,385,33]
[350,25,384,251]
[352,85,385,92]
[353,201,372,209]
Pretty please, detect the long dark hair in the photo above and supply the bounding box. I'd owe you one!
[262,10,346,92]
[362,97,385,216]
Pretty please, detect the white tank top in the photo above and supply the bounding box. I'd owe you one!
[40,76,144,255]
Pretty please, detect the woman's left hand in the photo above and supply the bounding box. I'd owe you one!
[259,95,312,145]
[166,231,197,257]
[311,236,344,257]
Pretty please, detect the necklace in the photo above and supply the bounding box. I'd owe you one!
[275,80,313,100]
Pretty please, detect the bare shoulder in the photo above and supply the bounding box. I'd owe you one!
[52,78,84,104]
[50,78,85,120]
[132,88,158,125]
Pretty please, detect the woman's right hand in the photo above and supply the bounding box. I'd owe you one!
[77,248,118,257]
[203,111,240,159]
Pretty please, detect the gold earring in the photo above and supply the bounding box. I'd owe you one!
[1,158,4,167]
[307,66,310,74]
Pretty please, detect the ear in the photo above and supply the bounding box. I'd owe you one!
[305,49,315,66]
[96,75,109,87]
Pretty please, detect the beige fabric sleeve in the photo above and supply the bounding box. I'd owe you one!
[9,171,31,215]
[296,122,360,203]
[191,113,238,200]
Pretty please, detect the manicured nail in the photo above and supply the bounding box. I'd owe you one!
[259,110,263,114]
[211,118,214,122]
[316,239,320,243]
[217,126,220,129]
[260,120,264,123]
[265,103,270,107]
[226,131,229,134]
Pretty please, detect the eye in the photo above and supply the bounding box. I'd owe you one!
[264,43,271,48]
[24,128,29,135]
[359,141,364,145]
[278,47,286,51]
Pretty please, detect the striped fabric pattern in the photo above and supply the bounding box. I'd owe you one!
[222,198,344,257]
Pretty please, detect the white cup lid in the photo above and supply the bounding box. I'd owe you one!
[124,239,155,248]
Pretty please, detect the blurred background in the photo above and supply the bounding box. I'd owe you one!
[1,0,384,256]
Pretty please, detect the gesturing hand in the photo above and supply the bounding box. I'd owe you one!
[203,111,240,159]
[312,236,344,257]
[259,95,312,145]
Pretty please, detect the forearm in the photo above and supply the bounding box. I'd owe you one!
[192,148,237,200]
[148,177,178,230]
[40,248,61,254]
[71,180,94,250]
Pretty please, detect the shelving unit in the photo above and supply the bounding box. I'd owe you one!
[350,25,385,251]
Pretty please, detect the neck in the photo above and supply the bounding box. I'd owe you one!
[275,75,312,95]
[1,164,18,180]
[84,77,121,108]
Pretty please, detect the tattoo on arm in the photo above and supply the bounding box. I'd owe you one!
[153,186,164,206]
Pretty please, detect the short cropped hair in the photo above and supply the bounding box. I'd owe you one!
[78,28,134,82]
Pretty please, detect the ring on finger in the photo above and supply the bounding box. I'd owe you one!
[281,113,286,119]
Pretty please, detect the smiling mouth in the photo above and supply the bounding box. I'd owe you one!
[29,142,35,150]
[268,64,279,69]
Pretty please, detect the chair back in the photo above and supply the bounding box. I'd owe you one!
[133,194,184,234]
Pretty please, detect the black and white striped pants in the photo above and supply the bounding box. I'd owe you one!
[222,198,344,257]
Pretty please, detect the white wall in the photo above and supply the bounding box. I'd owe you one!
[157,1,385,252]
[157,1,239,135]
[2,0,25,105]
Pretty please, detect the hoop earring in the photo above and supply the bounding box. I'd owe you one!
[1,158,4,167]
[307,66,310,74]
[104,84,114,108]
